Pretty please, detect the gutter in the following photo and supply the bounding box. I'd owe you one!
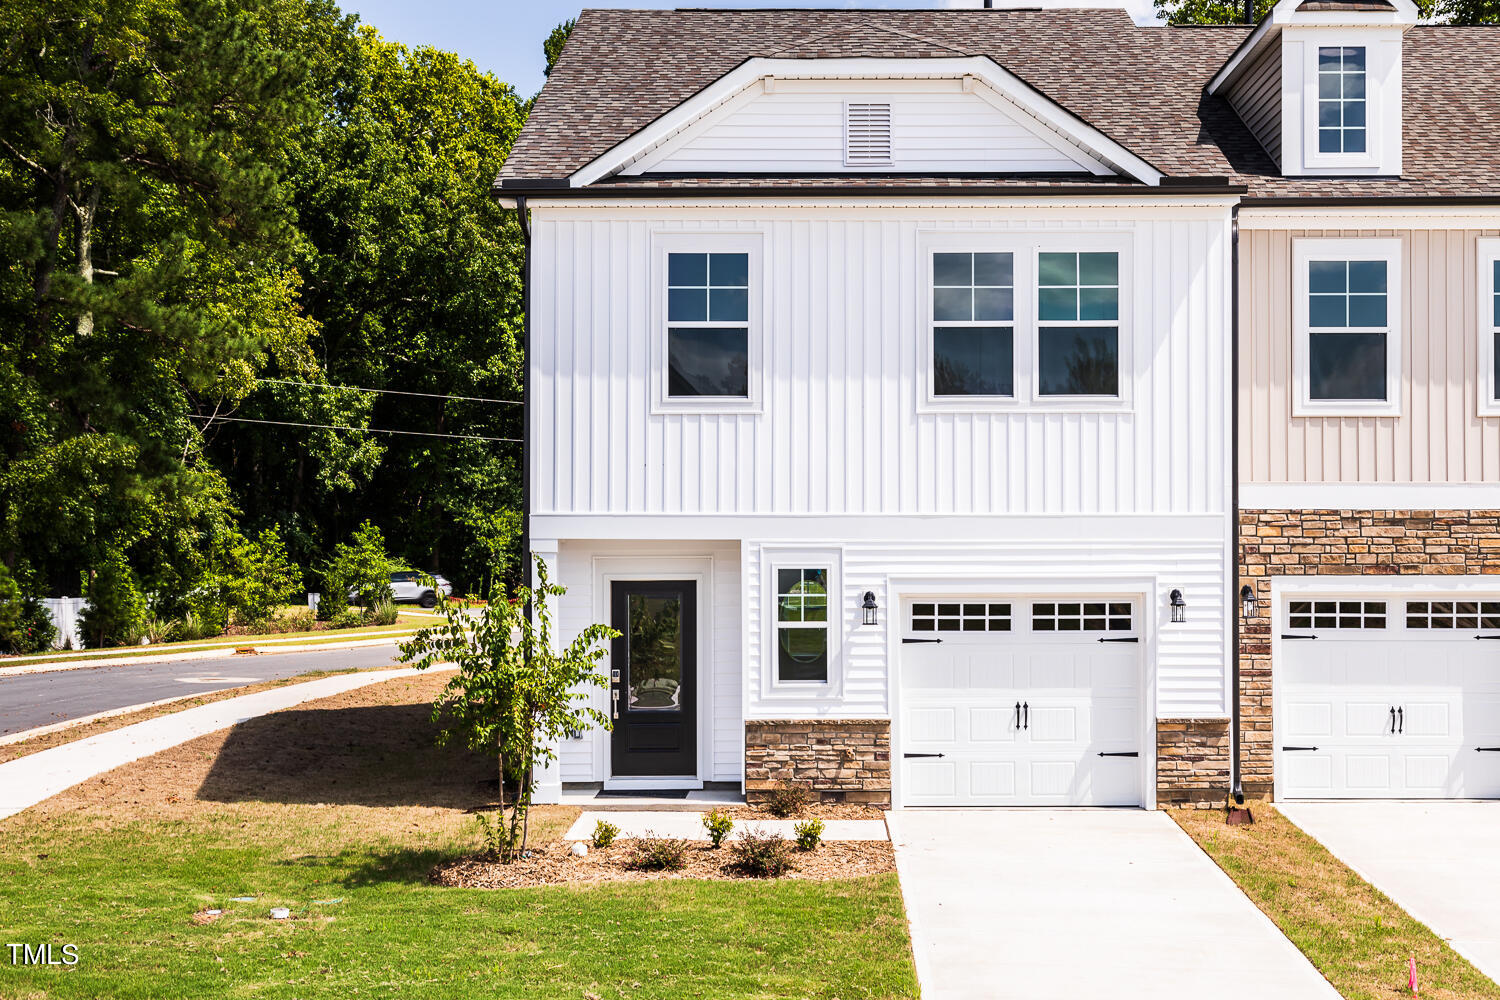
[492,180,1247,203]
[517,195,532,595]
[1229,202,1245,806]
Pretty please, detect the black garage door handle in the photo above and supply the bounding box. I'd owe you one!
[1282,746,1319,751]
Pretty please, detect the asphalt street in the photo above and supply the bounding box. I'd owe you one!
[0,643,404,738]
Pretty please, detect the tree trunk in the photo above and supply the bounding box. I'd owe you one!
[73,185,100,338]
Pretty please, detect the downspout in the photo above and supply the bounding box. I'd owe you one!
[1230,202,1245,806]
[517,195,532,596]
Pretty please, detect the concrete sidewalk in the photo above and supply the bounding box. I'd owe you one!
[1281,802,1500,985]
[563,810,888,842]
[0,667,431,821]
[888,809,1339,1000]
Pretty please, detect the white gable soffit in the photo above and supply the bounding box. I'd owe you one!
[569,57,1164,187]
[1209,0,1419,94]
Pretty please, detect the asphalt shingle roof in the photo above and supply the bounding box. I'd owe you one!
[501,8,1500,200]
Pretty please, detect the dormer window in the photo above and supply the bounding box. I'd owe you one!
[1317,47,1366,154]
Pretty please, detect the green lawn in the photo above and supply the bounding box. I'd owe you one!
[0,674,917,1000]
[1175,806,1499,1000]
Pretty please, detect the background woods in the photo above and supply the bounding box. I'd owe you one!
[0,0,538,646]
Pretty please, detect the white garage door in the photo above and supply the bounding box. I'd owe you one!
[1278,596,1500,799]
[898,597,1144,807]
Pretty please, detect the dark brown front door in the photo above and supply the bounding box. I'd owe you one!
[610,580,697,777]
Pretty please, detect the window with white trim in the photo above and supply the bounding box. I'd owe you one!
[1292,238,1401,417]
[932,252,1014,397]
[911,601,1013,633]
[775,568,829,683]
[667,252,749,398]
[1031,600,1133,633]
[1288,600,1387,630]
[1037,251,1120,397]
[923,239,1128,410]
[1317,47,1367,155]
[1482,240,1500,417]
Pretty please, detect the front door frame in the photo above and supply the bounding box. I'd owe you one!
[887,575,1159,810]
[595,555,714,789]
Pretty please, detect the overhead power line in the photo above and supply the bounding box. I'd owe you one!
[189,414,520,443]
[256,378,522,406]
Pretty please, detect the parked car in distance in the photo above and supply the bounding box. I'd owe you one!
[349,571,450,608]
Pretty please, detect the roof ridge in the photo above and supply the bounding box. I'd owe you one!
[766,18,972,59]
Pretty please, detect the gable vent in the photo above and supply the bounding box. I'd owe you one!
[845,102,892,166]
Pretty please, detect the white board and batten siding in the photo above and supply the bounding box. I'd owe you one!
[530,204,1233,519]
[629,79,1101,176]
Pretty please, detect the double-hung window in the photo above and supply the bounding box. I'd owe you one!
[1037,251,1120,397]
[924,239,1127,408]
[1317,47,1366,155]
[775,568,829,683]
[1481,239,1500,417]
[1292,238,1401,416]
[932,252,1014,397]
[654,235,762,411]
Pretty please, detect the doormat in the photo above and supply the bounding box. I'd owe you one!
[595,789,690,799]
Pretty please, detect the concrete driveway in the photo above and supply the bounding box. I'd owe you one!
[1280,802,1500,984]
[887,809,1338,1000]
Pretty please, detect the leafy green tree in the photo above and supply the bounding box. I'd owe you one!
[1430,0,1499,21]
[1157,0,1497,21]
[202,30,527,595]
[543,19,576,78]
[399,557,617,860]
[0,0,347,602]
[319,520,396,617]
[78,549,148,647]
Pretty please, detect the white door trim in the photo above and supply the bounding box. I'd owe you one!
[886,574,1158,809]
[593,554,716,788]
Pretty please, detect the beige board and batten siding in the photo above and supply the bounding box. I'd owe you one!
[1224,41,1282,166]
[1240,227,1500,484]
[530,205,1233,518]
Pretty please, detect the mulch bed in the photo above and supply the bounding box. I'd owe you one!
[725,803,886,821]
[432,839,896,888]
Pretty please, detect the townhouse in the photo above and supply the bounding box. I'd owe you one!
[496,2,1499,809]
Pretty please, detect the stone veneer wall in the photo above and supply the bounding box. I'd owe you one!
[744,719,891,807]
[1238,509,1500,797]
[1156,719,1231,807]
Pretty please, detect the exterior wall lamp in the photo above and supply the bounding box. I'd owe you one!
[861,591,879,626]
[1240,584,1258,619]
[1169,589,1187,624]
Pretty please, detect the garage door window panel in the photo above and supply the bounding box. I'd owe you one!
[1406,601,1500,630]
[1288,600,1387,631]
[910,601,1012,633]
[1032,601,1133,633]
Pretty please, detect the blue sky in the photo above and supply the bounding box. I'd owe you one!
[340,1,1159,97]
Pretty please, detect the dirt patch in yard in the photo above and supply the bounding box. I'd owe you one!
[434,838,896,888]
[726,802,886,821]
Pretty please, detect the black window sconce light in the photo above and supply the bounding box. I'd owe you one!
[1240,584,1258,619]
[1169,589,1187,624]
[861,591,879,626]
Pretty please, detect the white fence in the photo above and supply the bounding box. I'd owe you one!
[40,597,86,650]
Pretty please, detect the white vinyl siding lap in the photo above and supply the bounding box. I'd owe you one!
[639,89,1094,175]
[745,531,1230,720]
[531,207,1232,518]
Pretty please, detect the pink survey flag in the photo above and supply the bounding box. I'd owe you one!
[1408,956,1418,994]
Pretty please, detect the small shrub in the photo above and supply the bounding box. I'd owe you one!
[263,609,316,634]
[729,827,793,878]
[228,527,302,625]
[4,595,58,654]
[793,817,825,852]
[591,820,620,849]
[763,784,809,818]
[628,832,689,871]
[365,596,400,626]
[474,811,517,859]
[142,618,178,644]
[320,521,395,618]
[328,607,364,630]
[78,551,149,648]
[703,808,734,848]
[176,611,216,642]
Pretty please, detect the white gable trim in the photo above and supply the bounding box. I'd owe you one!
[1208,0,1418,94]
[569,57,1163,187]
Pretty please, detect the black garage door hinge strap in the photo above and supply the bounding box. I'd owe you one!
[1097,751,1139,757]
[1478,635,1500,641]
[1281,634,1318,640]
[903,752,946,759]
[902,637,943,644]
[1476,747,1500,753]
[1098,637,1139,643]
[1282,745,1319,751]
